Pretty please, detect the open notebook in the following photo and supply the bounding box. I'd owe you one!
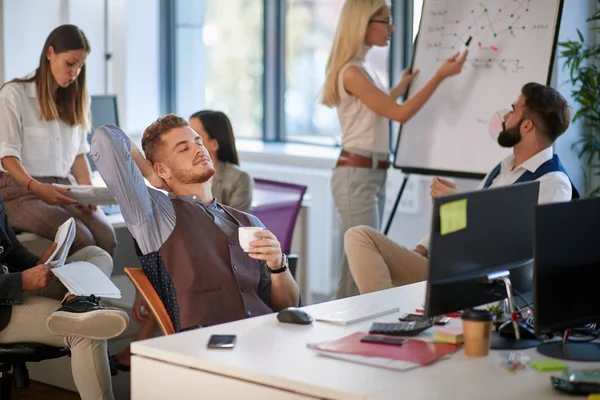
[46,218,121,299]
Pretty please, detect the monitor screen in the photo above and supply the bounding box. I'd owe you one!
[534,197,600,336]
[88,95,119,172]
[425,181,540,317]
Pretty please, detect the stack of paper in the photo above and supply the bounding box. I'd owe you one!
[52,184,117,205]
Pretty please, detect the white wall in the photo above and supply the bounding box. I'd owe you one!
[68,0,106,94]
[107,0,161,133]
[1,0,161,133]
[2,0,61,82]
[121,0,161,133]
[384,170,479,249]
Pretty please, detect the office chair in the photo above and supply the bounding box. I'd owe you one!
[0,343,70,398]
[251,178,307,278]
[124,268,175,336]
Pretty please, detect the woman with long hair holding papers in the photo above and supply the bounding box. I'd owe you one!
[0,25,116,256]
[323,0,466,298]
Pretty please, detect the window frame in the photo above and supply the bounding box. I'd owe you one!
[163,0,414,146]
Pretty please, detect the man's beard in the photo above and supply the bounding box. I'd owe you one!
[497,120,523,148]
[171,166,215,185]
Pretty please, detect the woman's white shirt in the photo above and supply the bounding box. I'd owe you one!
[336,45,390,154]
[0,72,89,178]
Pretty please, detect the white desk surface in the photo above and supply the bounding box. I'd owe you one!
[131,282,596,400]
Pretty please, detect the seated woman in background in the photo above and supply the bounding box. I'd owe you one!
[189,110,253,212]
[110,109,253,372]
[0,24,117,256]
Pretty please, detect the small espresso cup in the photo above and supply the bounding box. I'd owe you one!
[461,309,494,357]
[238,227,264,252]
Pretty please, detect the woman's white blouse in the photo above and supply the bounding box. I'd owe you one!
[0,72,89,178]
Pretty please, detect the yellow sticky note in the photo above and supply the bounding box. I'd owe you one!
[439,199,467,235]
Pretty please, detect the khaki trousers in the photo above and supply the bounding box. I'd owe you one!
[331,157,388,299]
[0,246,115,400]
[345,226,428,294]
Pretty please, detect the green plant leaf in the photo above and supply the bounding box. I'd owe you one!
[561,7,600,197]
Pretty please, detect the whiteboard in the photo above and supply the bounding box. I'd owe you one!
[394,0,564,178]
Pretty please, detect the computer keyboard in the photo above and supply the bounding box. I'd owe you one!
[369,320,432,337]
[315,306,400,326]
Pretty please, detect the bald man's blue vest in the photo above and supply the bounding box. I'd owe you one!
[483,154,580,199]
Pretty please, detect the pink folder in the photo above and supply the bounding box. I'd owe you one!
[315,332,461,365]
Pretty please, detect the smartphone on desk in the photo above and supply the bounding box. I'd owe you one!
[360,335,407,346]
[207,334,236,349]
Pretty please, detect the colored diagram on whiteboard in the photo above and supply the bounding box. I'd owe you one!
[423,0,549,72]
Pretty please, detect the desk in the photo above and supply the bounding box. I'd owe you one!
[131,282,599,400]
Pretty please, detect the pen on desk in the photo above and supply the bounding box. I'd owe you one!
[458,36,472,61]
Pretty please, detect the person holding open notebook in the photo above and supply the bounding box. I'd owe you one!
[321,0,466,298]
[0,194,128,400]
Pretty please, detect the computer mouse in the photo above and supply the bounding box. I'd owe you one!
[277,307,313,325]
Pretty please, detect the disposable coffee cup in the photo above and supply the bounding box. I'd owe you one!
[238,227,264,252]
[461,309,494,357]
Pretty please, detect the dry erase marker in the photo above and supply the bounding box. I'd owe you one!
[458,36,472,60]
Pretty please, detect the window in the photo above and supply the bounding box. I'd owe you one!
[285,0,390,146]
[284,0,341,146]
[168,0,407,145]
[174,0,263,139]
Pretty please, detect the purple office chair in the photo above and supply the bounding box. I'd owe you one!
[251,178,307,278]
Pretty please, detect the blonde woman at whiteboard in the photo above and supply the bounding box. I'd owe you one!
[0,25,117,256]
[322,0,466,299]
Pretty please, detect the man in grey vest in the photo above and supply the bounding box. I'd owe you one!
[345,82,578,294]
[91,115,300,332]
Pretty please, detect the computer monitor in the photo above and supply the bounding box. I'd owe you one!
[88,95,121,215]
[88,95,119,172]
[425,181,540,349]
[534,197,600,361]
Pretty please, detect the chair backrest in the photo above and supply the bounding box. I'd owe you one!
[124,268,175,336]
[251,178,307,254]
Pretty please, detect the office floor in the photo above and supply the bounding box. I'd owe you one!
[14,381,81,400]
[13,370,131,400]
[13,365,131,400]
[12,332,134,400]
